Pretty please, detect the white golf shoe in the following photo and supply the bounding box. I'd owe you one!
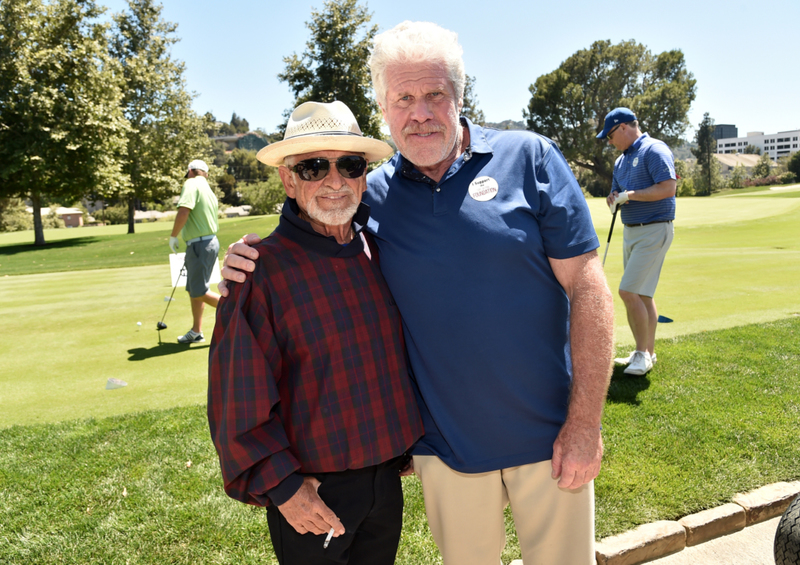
[623,351,653,375]
[178,330,205,344]
[615,351,657,365]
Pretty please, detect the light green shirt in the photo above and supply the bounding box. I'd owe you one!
[177,176,219,242]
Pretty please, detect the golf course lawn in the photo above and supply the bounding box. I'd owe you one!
[2,187,798,427]
[0,187,798,564]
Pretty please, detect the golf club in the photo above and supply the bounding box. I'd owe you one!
[602,208,618,267]
[157,258,186,333]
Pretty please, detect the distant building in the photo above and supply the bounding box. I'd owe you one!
[713,124,738,140]
[712,154,768,177]
[25,207,84,227]
[716,129,800,160]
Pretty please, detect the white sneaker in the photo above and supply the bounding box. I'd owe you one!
[615,351,657,365]
[623,351,653,375]
[177,330,205,344]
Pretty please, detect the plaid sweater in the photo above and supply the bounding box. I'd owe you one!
[208,200,423,506]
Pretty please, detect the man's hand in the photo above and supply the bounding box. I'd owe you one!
[277,477,345,537]
[169,236,180,253]
[218,233,262,297]
[551,420,603,490]
[608,191,628,214]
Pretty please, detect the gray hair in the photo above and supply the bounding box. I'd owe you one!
[369,21,465,108]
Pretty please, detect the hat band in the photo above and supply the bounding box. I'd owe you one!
[284,130,365,141]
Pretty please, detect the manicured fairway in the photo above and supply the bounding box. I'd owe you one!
[590,186,800,346]
[1,187,799,564]
[1,188,799,427]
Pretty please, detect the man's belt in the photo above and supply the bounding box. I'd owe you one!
[624,220,672,228]
[185,234,216,245]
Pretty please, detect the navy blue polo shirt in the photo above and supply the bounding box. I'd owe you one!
[363,118,600,473]
[611,133,676,225]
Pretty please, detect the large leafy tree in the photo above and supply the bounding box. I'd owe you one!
[111,0,210,234]
[691,112,717,195]
[0,0,128,245]
[278,0,381,139]
[524,40,696,194]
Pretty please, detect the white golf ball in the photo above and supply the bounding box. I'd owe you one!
[137,322,142,326]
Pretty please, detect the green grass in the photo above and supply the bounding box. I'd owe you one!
[1,189,799,563]
[1,318,797,563]
[0,215,279,277]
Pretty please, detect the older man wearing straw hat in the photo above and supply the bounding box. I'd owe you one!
[207,100,423,565]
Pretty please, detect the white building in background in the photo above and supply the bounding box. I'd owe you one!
[716,129,800,160]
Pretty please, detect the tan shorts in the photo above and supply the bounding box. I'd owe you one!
[620,221,674,298]
[413,456,595,565]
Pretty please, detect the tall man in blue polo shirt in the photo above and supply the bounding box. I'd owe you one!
[598,108,677,375]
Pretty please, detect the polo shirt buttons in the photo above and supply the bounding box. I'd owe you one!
[436,188,441,192]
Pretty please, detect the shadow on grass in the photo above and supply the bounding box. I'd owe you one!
[127,342,210,361]
[0,236,104,255]
[606,367,651,405]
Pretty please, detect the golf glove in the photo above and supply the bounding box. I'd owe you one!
[609,190,629,214]
[169,236,180,253]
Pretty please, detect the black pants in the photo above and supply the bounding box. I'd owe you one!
[266,459,404,565]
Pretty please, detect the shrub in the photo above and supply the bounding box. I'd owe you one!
[778,172,796,185]
[0,198,33,232]
[102,204,129,225]
[743,175,780,187]
[239,176,285,216]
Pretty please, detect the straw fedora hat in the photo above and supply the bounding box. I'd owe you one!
[256,101,393,167]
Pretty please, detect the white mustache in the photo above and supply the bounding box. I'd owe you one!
[403,125,444,136]
[316,188,355,197]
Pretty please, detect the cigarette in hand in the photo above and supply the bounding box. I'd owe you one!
[323,527,335,549]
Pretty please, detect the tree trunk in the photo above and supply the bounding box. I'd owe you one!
[127,196,136,234]
[31,191,46,246]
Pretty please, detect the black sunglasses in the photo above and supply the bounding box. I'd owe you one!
[290,155,368,182]
[607,124,622,140]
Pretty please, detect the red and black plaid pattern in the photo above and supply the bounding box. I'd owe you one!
[208,231,423,507]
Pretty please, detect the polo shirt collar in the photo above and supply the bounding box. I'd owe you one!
[275,197,368,258]
[625,133,650,155]
[398,117,494,184]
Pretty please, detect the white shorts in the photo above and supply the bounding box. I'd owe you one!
[620,221,673,298]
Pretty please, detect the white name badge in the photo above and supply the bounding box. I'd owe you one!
[468,176,499,201]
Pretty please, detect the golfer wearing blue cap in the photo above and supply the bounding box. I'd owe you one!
[597,108,677,375]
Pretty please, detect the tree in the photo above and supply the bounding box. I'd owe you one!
[691,113,717,195]
[238,175,286,216]
[278,0,381,139]
[111,0,211,234]
[524,40,696,195]
[0,198,33,232]
[786,151,800,180]
[230,112,250,134]
[743,144,761,155]
[227,149,272,184]
[462,75,485,126]
[0,0,128,245]
[752,153,773,179]
[729,163,747,189]
[674,160,694,196]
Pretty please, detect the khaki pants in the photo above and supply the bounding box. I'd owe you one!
[414,456,595,565]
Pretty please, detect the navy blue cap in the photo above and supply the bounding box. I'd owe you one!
[596,107,636,139]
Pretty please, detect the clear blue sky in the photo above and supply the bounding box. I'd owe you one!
[104,0,799,140]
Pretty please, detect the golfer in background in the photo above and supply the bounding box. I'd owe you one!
[169,159,220,344]
[598,108,677,375]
